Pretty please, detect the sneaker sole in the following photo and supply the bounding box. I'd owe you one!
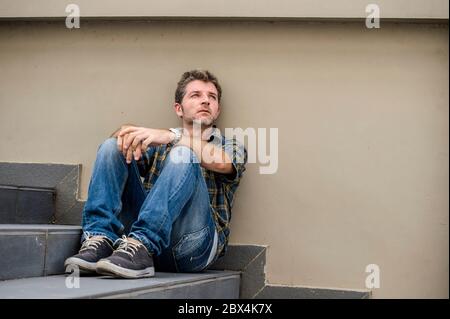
[64,257,98,275]
[96,260,155,279]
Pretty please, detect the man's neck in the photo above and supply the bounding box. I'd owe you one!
[182,123,215,141]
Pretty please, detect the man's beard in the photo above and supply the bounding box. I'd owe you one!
[193,116,214,127]
[185,113,216,127]
[180,104,218,127]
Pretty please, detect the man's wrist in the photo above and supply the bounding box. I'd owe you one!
[168,131,176,143]
[168,128,182,145]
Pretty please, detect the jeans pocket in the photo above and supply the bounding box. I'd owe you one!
[172,226,212,273]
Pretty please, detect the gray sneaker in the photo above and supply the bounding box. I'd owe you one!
[96,236,155,279]
[64,235,114,274]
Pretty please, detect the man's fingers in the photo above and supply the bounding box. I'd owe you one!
[122,133,135,155]
[124,132,139,152]
[142,136,153,152]
[131,134,149,161]
[118,126,138,137]
[131,134,146,150]
[122,133,136,157]
[134,147,142,161]
[122,133,130,157]
[126,146,134,164]
[117,135,123,152]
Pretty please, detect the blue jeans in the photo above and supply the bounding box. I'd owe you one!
[82,138,220,272]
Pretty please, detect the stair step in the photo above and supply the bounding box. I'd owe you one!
[0,224,82,280]
[0,271,240,299]
[0,185,56,224]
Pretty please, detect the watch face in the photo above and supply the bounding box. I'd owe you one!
[169,128,181,144]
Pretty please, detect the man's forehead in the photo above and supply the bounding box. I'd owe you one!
[185,80,218,94]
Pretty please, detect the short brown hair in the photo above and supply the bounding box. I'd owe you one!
[175,70,222,104]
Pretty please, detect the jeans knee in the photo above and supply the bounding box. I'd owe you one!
[167,146,199,166]
[98,137,120,156]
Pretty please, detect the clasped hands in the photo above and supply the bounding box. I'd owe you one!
[116,126,173,164]
[116,125,216,164]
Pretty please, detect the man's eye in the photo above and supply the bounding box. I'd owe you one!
[191,94,199,98]
[210,95,217,100]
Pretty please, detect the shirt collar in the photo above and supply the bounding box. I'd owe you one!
[208,125,222,142]
[176,125,222,143]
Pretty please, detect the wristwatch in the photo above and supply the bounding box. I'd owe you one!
[169,128,182,145]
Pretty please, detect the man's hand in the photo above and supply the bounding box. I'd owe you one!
[117,126,174,164]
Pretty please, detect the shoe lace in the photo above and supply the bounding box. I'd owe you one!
[80,233,107,252]
[116,235,143,258]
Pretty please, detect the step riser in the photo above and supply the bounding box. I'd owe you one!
[0,225,81,280]
[0,162,82,225]
[93,277,239,299]
[0,186,55,224]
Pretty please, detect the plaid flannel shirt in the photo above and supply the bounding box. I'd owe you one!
[136,127,247,259]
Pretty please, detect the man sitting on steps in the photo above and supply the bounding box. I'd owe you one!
[64,70,247,278]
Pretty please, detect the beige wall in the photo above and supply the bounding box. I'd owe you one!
[0,20,448,298]
[0,0,448,19]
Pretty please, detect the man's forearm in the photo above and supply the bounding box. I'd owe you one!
[175,135,233,174]
[111,125,233,174]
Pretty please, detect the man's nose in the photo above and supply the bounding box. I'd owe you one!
[200,94,210,105]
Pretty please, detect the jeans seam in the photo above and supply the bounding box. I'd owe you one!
[152,161,198,239]
[81,231,116,244]
[131,160,148,196]
[168,163,197,203]
[129,232,153,253]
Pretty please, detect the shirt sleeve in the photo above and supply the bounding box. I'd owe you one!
[219,137,247,184]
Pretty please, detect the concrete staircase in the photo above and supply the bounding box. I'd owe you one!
[0,162,370,299]
[0,180,240,299]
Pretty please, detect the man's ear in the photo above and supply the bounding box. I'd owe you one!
[173,103,183,118]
